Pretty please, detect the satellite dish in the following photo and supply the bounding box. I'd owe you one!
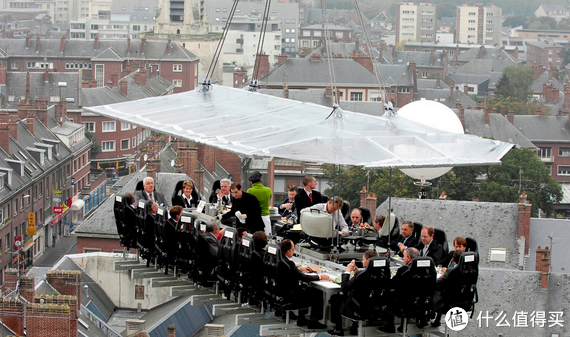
[398,100,464,181]
[171,159,175,167]
[143,154,148,161]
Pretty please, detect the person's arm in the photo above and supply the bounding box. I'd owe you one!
[336,211,349,235]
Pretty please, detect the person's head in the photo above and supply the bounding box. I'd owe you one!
[453,237,467,252]
[147,199,158,214]
[230,182,243,199]
[302,174,317,191]
[325,196,343,214]
[362,250,378,268]
[143,177,155,194]
[280,239,295,257]
[182,181,194,197]
[249,171,262,184]
[237,227,248,241]
[125,191,135,206]
[350,208,363,225]
[206,220,220,235]
[373,214,385,231]
[220,178,232,196]
[420,226,435,245]
[252,231,268,249]
[401,221,414,238]
[403,247,419,265]
[169,205,183,220]
[452,250,463,265]
[287,186,297,201]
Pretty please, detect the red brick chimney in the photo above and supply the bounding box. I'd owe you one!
[283,84,289,99]
[500,105,506,117]
[25,34,31,48]
[459,105,464,128]
[0,298,25,335]
[352,54,374,73]
[535,246,551,289]
[535,106,542,116]
[44,70,49,83]
[409,60,417,93]
[141,37,146,55]
[27,111,35,134]
[46,270,81,304]
[140,70,147,84]
[35,295,78,320]
[25,71,30,104]
[127,37,131,55]
[365,193,377,220]
[463,84,469,95]
[60,34,66,54]
[233,67,247,88]
[94,35,99,50]
[55,99,67,126]
[110,72,119,87]
[565,84,570,111]
[120,79,128,96]
[518,203,531,255]
[508,110,514,124]
[179,146,199,182]
[484,107,490,124]
[310,53,321,62]
[552,86,559,102]
[3,268,18,295]
[0,64,6,85]
[450,86,454,101]
[0,113,10,152]
[167,37,172,55]
[168,324,176,337]
[277,53,288,66]
[35,34,40,53]
[254,52,270,79]
[134,72,141,85]
[19,274,35,303]
[26,303,76,336]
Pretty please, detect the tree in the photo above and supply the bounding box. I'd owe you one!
[85,130,100,159]
[494,65,534,103]
[436,3,456,20]
[503,15,527,28]
[322,165,380,208]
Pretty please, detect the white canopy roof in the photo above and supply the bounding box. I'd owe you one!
[85,85,513,169]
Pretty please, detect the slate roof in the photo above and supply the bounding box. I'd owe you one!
[306,42,358,58]
[262,58,382,87]
[301,24,352,31]
[3,72,81,109]
[306,9,352,23]
[391,50,445,68]
[531,71,562,94]
[460,109,535,148]
[81,86,130,107]
[456,47,519,64]
[439,16,455,27]
[538,4,569,13]
[512,115,570,143]
[447,73,490,86]
[527,218,570,273]
[0,38,198,62]
[415,89,476,109]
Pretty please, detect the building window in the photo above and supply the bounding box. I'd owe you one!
[350,92,363,101]
[399,88,410,93]
[82,122,95,132]
[132,137,136,148]
[101,141,115,152]
[102,121,116,132]
[11,62,18,70]
[121,122,130,130]
[422,72,428,78]
[83,248,102,253]
[120,139,130,150]
[173,80,182,87]
[173,64,182,72]
[559,147,570,157]
[538,147,551,160]
[95,64,104,87]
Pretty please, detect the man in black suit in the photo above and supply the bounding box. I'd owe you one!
[280,239,329,329]
[295,174,323,219]
[135,177,168,207]
[278,186,298,222]
[198,221,220,277]
[440,237,467,270]
[328,250,378,336]
[221,183,264,233]
[163,205,183,274]
[415,225,443,265]
[390,221,418,257]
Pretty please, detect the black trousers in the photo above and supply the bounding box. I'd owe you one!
[285,286,324,321]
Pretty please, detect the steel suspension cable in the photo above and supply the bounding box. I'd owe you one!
[319,0,340,106]
[252,0,273,83]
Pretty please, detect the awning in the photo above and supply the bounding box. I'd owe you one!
[72,199,85,211]
[85,86,513,170]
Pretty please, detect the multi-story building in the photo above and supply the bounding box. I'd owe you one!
[206,0,300,56]
[526,40,564,69]
[395,2,437,46]
[155,0,208,35]
[0,36,199,93]
[534,4,569,23]
[298,24,352,52]
[456,3,501,45]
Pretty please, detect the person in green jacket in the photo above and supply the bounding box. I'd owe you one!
[247,171,272,235]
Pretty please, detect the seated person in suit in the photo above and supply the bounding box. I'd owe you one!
[278,186,298,223]
[431,250,463,327]
[302,196,349,236]
[221,183,264,233]
[440,237,467,271]
[198,221,220,277]
[208,180,221,203]
[415,225,443,265]
[280,239,329,329]
[125,191,136,208]
[348,208,369,233]
[328,250,378,336]
[135,177,168,207]
[390,221,418,257]
[249,230,268,304]
[295,174,323,219]
[163,205,183,273]
[216,178,233,206]
[172,180,199,208]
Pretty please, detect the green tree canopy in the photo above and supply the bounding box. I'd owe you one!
[494,65,534,103]
[503,15,527,28]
